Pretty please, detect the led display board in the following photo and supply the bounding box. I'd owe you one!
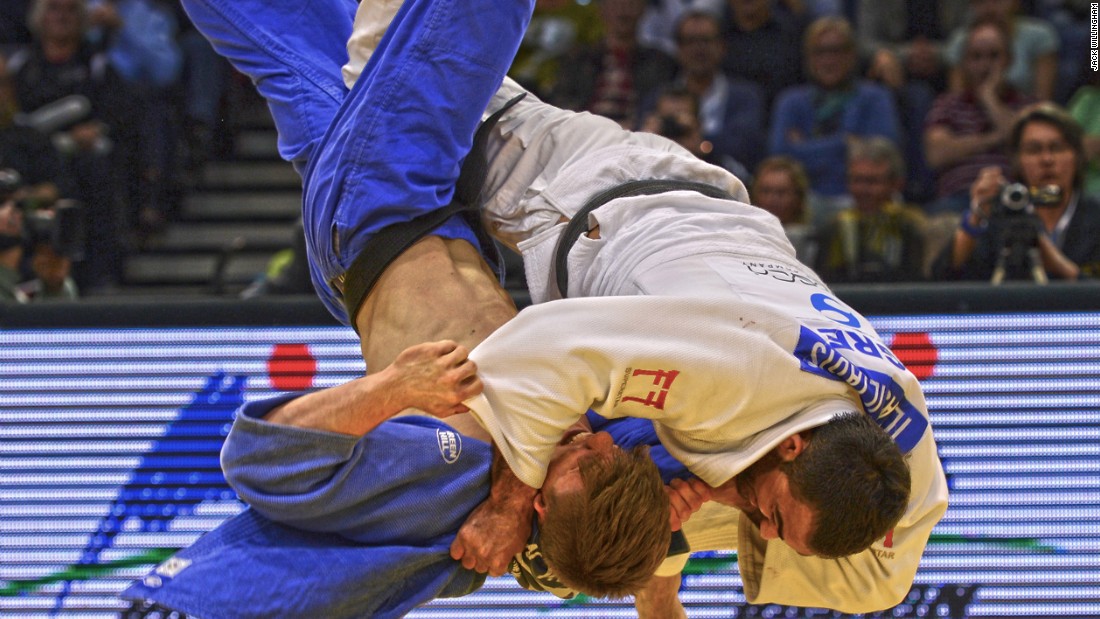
[2,303,1099,618]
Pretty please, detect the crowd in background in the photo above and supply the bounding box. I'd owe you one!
[1,0,1098,304]
[519,0,1099,285]
[0,0,229,300]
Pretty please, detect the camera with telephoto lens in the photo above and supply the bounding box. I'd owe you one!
[0,167,85,260]
[988,182,1063,284]
[994,182,1062,218]
[25,199,85,261]
[658,115,693,141]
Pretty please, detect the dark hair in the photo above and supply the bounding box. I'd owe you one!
[539,445,671,598]
[1009,102,1087,191]
[964,15,1014,64]
[784,412,911,558]
[675,9,726,43]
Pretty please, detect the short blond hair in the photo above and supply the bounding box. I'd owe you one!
[803,16,855,58]
[539,446,670,598]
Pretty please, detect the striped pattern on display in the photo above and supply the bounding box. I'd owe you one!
[1,314,1098,618]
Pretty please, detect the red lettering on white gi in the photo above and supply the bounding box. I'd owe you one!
[621,369,680,410]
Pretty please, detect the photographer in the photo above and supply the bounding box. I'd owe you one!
[0,191,28,302]
[640,86,749,179]
[933,103,1100,282]
[0,170,80,303]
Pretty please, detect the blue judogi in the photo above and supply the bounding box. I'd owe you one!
[121,398,688,618]
[180,0,534,324]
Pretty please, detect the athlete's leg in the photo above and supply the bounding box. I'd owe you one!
[302,0,534,369]
[476,78,694,251]
[179,0,355,172]
[342,0,405,89]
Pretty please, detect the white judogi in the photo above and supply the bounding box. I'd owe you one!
[462,79,948,613]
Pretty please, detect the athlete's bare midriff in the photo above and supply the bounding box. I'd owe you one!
[354,235,518,373]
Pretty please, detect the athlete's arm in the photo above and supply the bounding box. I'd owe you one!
[263,340,481,435]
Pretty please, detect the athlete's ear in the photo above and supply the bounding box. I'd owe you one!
[776,431,811,462]
[533,491,548,521]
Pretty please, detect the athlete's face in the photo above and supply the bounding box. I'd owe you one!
[534,429,620,517]
[711,435,819,556]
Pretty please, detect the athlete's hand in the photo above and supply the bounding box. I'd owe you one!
[451,448,536,576]
[388,340,481,418]
[451,493,532,576]
[666,478,711,531]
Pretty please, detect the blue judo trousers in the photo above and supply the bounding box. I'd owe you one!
[121,395,689,619]
[179,0,535,324]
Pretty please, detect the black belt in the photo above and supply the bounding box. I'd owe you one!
[339,93,526,330]
[552,179,736,298]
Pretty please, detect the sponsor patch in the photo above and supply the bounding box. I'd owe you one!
[436,429,462,464]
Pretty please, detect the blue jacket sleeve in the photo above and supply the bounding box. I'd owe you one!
[221,396,492,543]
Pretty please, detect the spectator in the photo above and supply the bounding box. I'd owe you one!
[858,0,966,205]
[7,0,136,292]
[815,137,927,283]
[768,16,901,220]
[0,0,33,47]
[510,0,601,100]
[16,240,79,299]
[87,0,183,233]
[637,0,693,56]
[932,103,1100,281]
[703,0,806,111]
[943,0,1059,101]
[924,16,1033,216]
[0,185,26,302]
[549,0,676,128]
[638,86,745,180]
[750,155,818,265]
[1035,0,1092,103]
[0,172,78,302]
[1066,67,1100,198]
[857,0,969,94]
[774,0,845,20]
[648,9,766,174]
[172,3,229,189]
[0,53,75,207]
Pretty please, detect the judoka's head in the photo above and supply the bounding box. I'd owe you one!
[535,430,670,598]
[714,412,910,558]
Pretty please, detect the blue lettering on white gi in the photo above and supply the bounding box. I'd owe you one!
[818,327,906,370]
[436,429,462,464]
[810,293,861,328]
[794,326,926,453]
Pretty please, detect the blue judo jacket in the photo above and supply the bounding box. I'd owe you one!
[122,397,688,618]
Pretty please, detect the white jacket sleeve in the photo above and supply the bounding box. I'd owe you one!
[736,428,948,612]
